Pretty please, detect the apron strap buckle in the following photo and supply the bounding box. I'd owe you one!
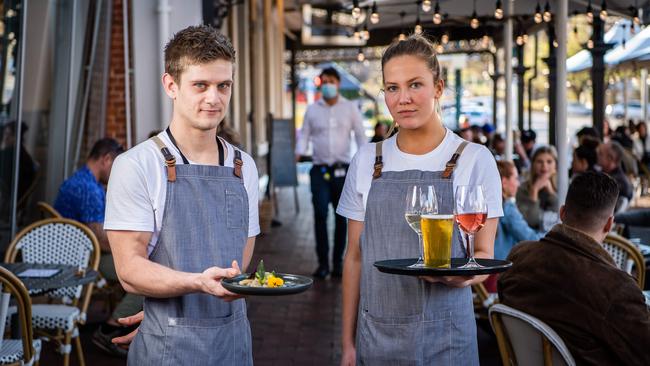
[373,142,383,179]
[442,141,469,179]
[234,150,244,178]
[151,136,177,182]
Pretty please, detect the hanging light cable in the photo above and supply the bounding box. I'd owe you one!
[415,13,423,35]
[632,1,641,25]
[534,2,543,23]
[470,0,480,29]
[433,1,442,25]
[495,0,504,20]
[422,0,432,12]
[370,1,380,24]
[399,11,407,41]
[600,0,608,21]
[586,0,593,24]
[543,1,552,23]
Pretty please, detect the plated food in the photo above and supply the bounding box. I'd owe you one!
[237,260,285,288]
[221,259,313,296]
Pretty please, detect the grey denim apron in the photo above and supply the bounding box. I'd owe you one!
[127,135,253,366]
[356,140,479,365]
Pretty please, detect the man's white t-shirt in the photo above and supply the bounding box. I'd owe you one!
[336,129,504,222]
[104,131,260,256]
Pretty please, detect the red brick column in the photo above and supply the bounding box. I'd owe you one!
[105,0,131,146]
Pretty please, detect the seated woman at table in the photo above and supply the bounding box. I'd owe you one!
[495,160,542,261]
[571,136,599,178]
[516,145,559,231]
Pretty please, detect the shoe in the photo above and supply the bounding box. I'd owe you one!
[92,325,130,358]
[312,266,329,279]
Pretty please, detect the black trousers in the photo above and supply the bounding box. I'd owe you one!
[310,164,348,270]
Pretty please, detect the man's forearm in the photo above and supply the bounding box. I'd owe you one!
[116,254,201,297]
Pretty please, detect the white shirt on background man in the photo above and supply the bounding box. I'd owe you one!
[295,97,367,165]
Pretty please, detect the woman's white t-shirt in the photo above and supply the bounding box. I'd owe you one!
[336,129,503,221]
[104,132,260,256]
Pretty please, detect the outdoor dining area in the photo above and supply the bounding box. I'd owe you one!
[0,0,649,365]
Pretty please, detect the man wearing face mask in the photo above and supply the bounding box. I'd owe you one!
[295,67,366,279]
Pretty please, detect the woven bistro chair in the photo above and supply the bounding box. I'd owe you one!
[4,218,100,366]
[0,267,41,366]
[35,202,61,219]
[489,304,576,366]
[603,233,645,289]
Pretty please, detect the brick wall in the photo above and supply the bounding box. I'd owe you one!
[105,0,131,146]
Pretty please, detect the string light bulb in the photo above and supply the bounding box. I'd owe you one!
[600,1,608,21]
[495,0,503,20]
[362,24,370,40]
[543,1,552,23]
[353,27,360,40]
[534,2,543,23]
[442,33,449,44]
[470,11,479,29]
[516,35,524,46]
[398,11,406,41]
[433,1,442,24]
[399,32,407,41]
[370,1,380,24]
[587,39,594,49]
[523,34,528,44]
[352,0,361,19]
[586,0,593,23]
[482,34,490,48]
[436,44,444,54]
[415,14,423,35]
[422,0,432,12]
[357,48,365,62]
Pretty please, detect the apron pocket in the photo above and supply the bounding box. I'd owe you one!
[225,189,245,229]
[358,310,451,365]
[160,313,252,366]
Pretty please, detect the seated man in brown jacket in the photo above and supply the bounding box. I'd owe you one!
[498,171,650,366]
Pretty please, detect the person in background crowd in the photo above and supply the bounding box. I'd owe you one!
[611,126,639,178]
[499,172,650,366]
[571,136,599,177]
[482,123,495,145]
[456,126,473,142]
[597,141,633,212]
[370,122,387,143]
[633,122,650,169]
[576,126,600,144]
[516,145,559,231]
[470,124,486,145]
[54,138,141,357]
[490,133,506,159]
[295,67,366,279]
[494,160,541,261]
[520,129,537,160]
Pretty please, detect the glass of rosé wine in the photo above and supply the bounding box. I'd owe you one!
[454,185,487,269]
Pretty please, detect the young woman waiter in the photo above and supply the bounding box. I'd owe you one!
[337,35,503,365]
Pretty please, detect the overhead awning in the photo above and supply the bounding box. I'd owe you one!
[605,25,650,66]
[566,20,635,73]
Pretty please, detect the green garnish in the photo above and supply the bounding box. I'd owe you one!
[255,260,266,282]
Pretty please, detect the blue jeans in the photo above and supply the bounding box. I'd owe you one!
[310,165,348,270]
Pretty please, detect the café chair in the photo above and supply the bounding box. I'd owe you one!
[489,304,575,366]
[5,218,100,366]
[35,202,61,219]
[0,267,41,366]
[603,233,645,289]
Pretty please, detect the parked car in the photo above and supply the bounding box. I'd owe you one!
[567,102,592,116]
[606,101,650,121]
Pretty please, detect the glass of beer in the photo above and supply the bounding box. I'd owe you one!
[420,186,454,268]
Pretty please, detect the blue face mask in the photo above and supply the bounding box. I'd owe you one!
[321,84,338,99]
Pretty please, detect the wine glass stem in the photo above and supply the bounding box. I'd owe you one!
[467,232,475,259]
[417,233,424,262]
